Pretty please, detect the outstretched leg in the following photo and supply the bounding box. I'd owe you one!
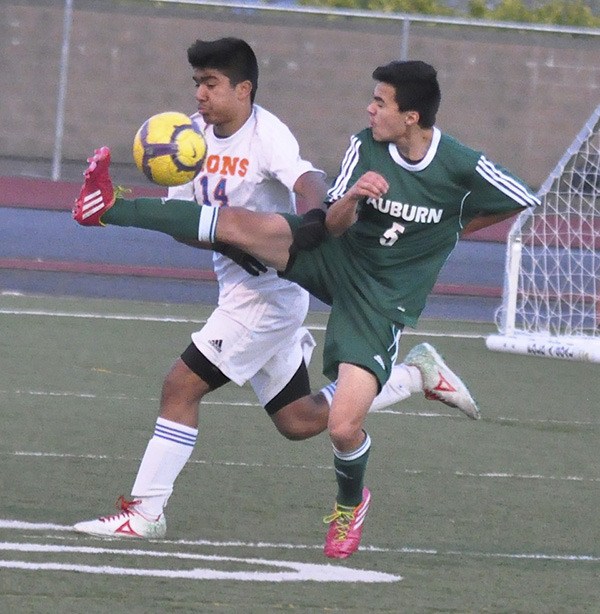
[320,343,480,419]
[73,147,293,271]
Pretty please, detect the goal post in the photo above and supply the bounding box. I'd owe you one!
[486,104,600,363]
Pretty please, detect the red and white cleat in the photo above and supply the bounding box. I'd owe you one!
[72,146,115,226]
[73,496,166,539]
[323,487,371,559]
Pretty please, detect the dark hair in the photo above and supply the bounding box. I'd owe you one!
[187,37,259,103]
[372,61,440,128]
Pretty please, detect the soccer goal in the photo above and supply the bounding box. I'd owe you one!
[487,104,600,363]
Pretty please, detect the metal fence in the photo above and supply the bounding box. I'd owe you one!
[2,0,599,187]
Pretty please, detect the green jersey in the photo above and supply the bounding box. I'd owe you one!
[325,127,540,326]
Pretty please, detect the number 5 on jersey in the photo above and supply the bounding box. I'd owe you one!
[380,222,406,246]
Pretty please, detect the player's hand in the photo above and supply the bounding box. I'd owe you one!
[214,242,267,276]
[290,208,329,254]
[348,171,389,200]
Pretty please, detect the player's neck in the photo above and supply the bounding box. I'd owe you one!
[213,107,253,138]
[395,127,433,163]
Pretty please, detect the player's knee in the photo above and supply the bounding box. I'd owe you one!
[277,425,310,441]
[270,408,323,441]
[269,393,327,440]
[161,359,208,406]
[328,422,362,450]
[271,414,315,441]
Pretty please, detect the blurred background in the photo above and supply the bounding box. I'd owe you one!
[1,0,599,319]
[2,0,599,185]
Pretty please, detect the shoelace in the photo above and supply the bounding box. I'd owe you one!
[100,496,140,523]
[114,185,132,199]
[323,506,356,541]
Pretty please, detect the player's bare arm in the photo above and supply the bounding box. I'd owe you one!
[293,170,329,215]
[462,209,521,235]
[326,171,389,236]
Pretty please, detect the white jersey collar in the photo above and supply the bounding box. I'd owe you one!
[387,126,441,171]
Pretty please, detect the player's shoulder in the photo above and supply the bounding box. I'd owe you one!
[435,132,485,180]
[353,127,375,145]
[437,131,481,164]
[253,105,293,134]
[351,128,388,157]
[252,105,301,161]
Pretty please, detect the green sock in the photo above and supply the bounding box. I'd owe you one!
[102,197,201,241]
[333,432,371,507]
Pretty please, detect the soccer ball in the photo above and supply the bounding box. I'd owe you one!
[133,111,207,186]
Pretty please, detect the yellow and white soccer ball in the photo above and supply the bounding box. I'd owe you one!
[133,111,207,186]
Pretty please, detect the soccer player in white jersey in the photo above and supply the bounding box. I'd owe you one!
[73,41,480,554]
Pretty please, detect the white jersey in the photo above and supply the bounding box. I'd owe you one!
[167,106,323,400]
[168,105,322,313]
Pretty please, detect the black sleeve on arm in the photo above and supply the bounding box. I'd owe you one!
[289,208,329,255]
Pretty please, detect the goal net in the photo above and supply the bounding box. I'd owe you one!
[487,104,600,362]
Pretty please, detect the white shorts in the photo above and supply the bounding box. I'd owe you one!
[191,298,316,407]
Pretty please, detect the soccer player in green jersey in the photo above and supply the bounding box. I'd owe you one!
[74,60,539,558]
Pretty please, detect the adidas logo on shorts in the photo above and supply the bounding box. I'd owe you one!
[209,339,223,352]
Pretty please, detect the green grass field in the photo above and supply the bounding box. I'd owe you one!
[1,293,599,613]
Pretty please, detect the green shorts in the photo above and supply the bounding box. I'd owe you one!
[279,213,404,389]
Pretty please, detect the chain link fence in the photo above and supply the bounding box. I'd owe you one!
[2,0,599,187]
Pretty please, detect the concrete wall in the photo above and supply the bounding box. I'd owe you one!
[2,0,599,187]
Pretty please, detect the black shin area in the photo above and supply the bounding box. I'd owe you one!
[264,360,311,416]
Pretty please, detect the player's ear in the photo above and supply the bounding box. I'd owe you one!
[236,80,253,102]
[405,110,420,126]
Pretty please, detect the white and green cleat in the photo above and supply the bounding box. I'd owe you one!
[405,342,480,420]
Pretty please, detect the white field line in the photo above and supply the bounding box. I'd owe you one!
[0,307,486,339]
[0,540,401,583]
[0,308,207,325]
[2,307,593,426]
[8,451,600,483]
[0,523,598,565]
[1,388,598,427]
[0,387,458,417]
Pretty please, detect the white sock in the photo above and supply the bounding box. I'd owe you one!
[131,417,197,519]
[197,206,219,242]
[320,364,423,413]
[332,431,372,460]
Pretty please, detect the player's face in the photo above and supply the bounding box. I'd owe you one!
[367,82,410,143]
[193,68,251,136]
